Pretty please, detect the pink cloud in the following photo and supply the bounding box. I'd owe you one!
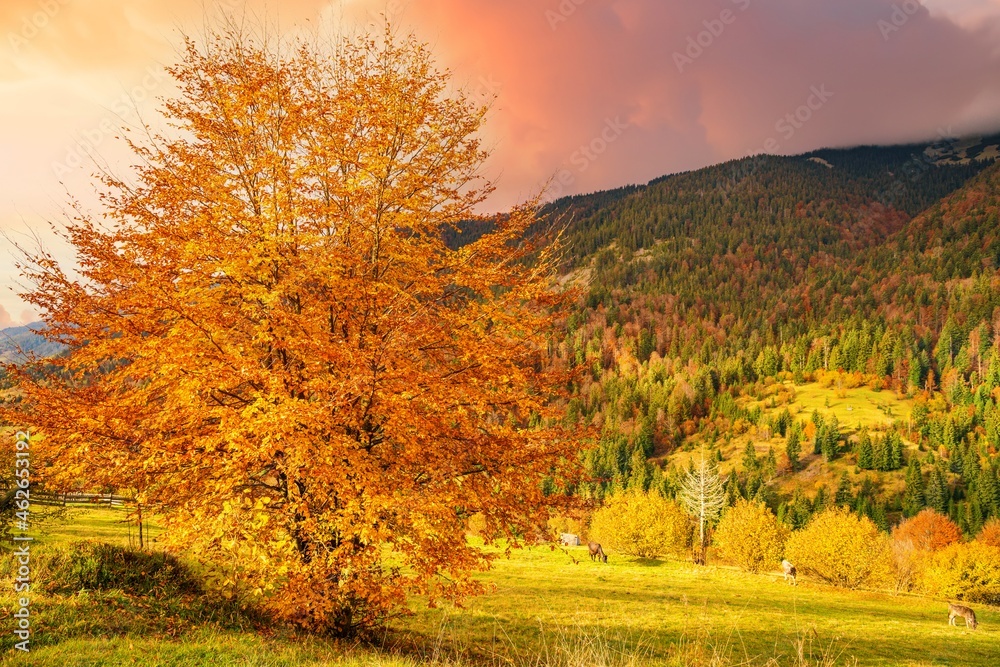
[359,0,1000,207]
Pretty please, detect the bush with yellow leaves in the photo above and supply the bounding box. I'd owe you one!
[713,499,788,574]
[785,507,893,589]
[589,491,691,559]
[919,540,1000,605]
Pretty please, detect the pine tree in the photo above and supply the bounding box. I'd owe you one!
[763,447,777,480]
[822,416,841,461]
[925,464,949,514]
[856,429,873,469]
[903,459,925,517]
[834,472,853,507]
[786,429,801,471]
[627,447,652,492]
[874,436,890,472]
[813,486,829,514]
[790,489,813,529]
[977,468,999,519]
[812,411,825,455]
[725,473,742,506]
[742,441,759,473]
[871,501,889,532]
[888,432,904,470]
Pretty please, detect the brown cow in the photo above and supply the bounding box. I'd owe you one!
[588,542,608,563]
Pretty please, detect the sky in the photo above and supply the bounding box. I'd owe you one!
[1,0,1000,324]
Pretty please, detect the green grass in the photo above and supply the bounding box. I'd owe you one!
[5,511,1000,666]
[671,382,920,496]
[388,544,1000,666]
[29,505,161,549]
[0,629,419,666]
[782,383,913,430]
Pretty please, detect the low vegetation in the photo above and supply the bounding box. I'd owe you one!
[2,506,1000,665]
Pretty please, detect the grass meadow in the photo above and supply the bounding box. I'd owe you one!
[2,505,998,666]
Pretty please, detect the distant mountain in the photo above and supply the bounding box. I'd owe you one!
[0,322,65,364]
[529,131,1000,534]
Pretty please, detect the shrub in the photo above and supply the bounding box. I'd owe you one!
[785,507,893,589]
[978,518,1000,548]
[713,499,788,573]
[39,541,201,597]
[919,541,1000,605]
[892,509,961,552]
[589,491,691,559]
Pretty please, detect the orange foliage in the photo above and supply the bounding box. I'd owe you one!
[892,509,962,552]
[979,519,1000,548]
[5,28,580,635]
[803,421,817,441]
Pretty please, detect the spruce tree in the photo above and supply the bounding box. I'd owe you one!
[763,447,777,480]
[871,501,889,532]
[834,472,853,507]
[742,441,759,473]
[902,459,925,517]
[813,486,828,513]
[977,468,999,518]
[874,436,890,471]
[857,430,873,470]
[786,428,801,471]
[822,432,838,462]
[888,432,904,470]
[925,464,949,514]
[725,473,742,506]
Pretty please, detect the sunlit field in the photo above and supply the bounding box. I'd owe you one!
[2,509,997,666]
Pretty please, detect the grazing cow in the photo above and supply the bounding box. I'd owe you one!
[948,603,978,630]
[588,542,608,563]
[781,559,797,585]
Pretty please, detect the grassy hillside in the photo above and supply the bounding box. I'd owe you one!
[3,509,998,666]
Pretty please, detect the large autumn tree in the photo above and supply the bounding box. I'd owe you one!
[4,26,578,635]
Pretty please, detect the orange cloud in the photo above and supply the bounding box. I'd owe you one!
[2,0,1000,318]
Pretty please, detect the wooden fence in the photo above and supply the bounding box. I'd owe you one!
[5,489,133,507]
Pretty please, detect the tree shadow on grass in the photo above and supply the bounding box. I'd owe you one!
[628,558,665,567]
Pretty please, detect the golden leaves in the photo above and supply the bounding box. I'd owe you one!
[6,23,582,635]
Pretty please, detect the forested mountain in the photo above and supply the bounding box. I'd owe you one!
[14,130,1000,537]
[538,131,1000,536]
[0,322,64,364]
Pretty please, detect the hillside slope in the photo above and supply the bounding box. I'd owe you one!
[0,322,64,364]
[542,135,1000,535]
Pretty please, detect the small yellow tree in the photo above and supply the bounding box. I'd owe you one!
[589,491,690,559]
[785,507,893,589]
[713,499,788,574]
[919,541,1000,605]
